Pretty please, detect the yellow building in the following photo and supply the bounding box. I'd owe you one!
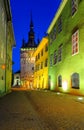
[33,37,48,90]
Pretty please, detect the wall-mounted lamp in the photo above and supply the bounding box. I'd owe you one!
[1,64,6,70]
[0,63,6,70]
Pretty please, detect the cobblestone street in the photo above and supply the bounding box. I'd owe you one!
[0,90,84,130]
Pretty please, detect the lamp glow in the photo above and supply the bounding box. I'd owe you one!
[1,64,6,69]
[78,97,83,101]
[62,80,68,91]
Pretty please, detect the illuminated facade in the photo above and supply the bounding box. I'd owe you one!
[20,16,37,89]
[33,37,48,90]
[0,0,15,96]
[47,0,84,95]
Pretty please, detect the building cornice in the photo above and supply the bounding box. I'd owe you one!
[47,0,68,34]
[33,37,48,56]
[4,0,11,21]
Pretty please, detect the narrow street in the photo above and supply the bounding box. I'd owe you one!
[0,90,84,130]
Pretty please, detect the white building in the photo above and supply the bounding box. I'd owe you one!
[13,71,21,87]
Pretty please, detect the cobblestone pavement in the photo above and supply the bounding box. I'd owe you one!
[0,90,84,130]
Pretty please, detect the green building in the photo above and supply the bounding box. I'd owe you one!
[47,0,84,95]
[0,0,15,96]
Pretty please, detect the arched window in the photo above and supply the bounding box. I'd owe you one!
[58,75,62,87]
[71,73,79,89]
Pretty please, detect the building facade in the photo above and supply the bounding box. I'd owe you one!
[47,0,84,95]
[0,0,15,96]
[20,16,37,89]
[33,37,48,90]
[13,71,21,87]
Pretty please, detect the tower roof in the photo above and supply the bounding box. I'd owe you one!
[21,38,25,48]
[21,13,37,49]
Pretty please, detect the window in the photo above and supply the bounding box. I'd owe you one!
[71,73,79,89]
[45,44,48,52]
[50,54,53,67]
[41,62,43,69]
[72,30,79,55]
[54,50,57,65]
[53,27,56,40]
[50,33,53,45]
[58,16,62,33]
[58,44,63,62]
[36,55,37,61]
[32,67,34,70]
[58,75,62,87]
[45,58,48,67]
[16,76,19,79]
[38,53,40,59]
[72,0,78,16]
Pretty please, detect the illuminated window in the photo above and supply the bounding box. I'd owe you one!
[58,44,63,62]
[58,16,62,33]
[71,73,79,89]
[72,0,78,16]
[50,54,53,67]
[58,75,62,87]
[54,50,57,65]
[72,30,79,55]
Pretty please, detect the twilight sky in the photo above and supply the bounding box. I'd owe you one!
[10,0,62,73]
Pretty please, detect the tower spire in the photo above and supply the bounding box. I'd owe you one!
[30,11,33,29]
[26,12,37,47]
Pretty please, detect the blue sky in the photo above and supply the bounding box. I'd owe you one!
[10,0,62,73]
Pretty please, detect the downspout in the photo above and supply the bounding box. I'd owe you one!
[5,21,8,93]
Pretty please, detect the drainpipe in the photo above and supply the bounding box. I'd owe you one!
[5,20,8,93]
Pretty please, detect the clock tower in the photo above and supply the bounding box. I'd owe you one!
[20,14,37,89]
